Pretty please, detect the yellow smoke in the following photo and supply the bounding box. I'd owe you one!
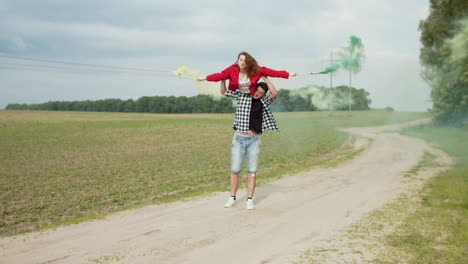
[172,65,198,79]
[172,66,220,97]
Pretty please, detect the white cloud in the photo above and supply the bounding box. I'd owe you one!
[10,36,28,50]
[5,18,230,52]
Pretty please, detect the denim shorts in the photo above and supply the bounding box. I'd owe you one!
[231,131,261,174]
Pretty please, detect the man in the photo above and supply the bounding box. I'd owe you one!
[220,76,279,210]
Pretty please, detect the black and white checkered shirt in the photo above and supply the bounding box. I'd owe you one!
[225,90,279,133]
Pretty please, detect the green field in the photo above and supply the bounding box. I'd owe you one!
[0,110,429,236]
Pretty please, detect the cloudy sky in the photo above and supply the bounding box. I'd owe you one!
[0,0,431,111]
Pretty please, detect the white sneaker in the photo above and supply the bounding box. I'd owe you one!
[246,199,255,210]
[224,196,236,208]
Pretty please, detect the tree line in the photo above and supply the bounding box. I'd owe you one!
[6,95,235,113]
[271,85,371,112]
[419,0,468,125]
[6,86,371,113]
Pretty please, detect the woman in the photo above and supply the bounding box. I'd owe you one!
[197,51,296,98]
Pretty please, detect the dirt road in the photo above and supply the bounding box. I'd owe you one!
[0,119,451,264]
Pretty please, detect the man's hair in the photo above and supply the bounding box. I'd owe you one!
[256,82,269,92]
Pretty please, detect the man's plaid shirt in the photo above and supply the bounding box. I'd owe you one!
[225,90,279,134]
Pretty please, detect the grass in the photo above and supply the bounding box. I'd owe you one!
[295,123,468,264]
[388,124,468,263]
[403,151,439,178]
[0,110,428,236]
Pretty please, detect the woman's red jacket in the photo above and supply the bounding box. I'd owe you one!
[206,64,289,96]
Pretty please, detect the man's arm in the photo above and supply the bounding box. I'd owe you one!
[220,80,227,95]
[261,76,277,100]
[221,80,240,100]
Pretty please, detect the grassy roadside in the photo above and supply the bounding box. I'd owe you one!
[295,124,467,264]
[391,124,468,263]
[0,110,428,236]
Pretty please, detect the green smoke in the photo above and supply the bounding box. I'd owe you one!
[349,35,364,53]
[339,35,366,73]
[341,58,362,69]
[290,85,354,110]
[421,16,468,124]
[446,18,468,63]
[320,63,340,74]
[319,35,365,75]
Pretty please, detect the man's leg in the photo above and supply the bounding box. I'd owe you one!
[225,133,245,207]
[246,135,261,209]
[230,173,240,197]
[247,172,256,198]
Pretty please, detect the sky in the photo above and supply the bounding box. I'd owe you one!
[0,0,432,111]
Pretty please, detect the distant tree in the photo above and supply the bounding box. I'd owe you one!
[122,99,136,112]
[270,89,291,112]
[419,0,468,125]
[136,96,151,113]
[289,94,313,112]
[333,86,371,111]
[352,88,371,110]
[214,97,235,113]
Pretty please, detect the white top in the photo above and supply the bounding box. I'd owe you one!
[238,73,250,94]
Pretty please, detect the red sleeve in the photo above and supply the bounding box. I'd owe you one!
[206,64,236,82]
[260,66,289,79]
